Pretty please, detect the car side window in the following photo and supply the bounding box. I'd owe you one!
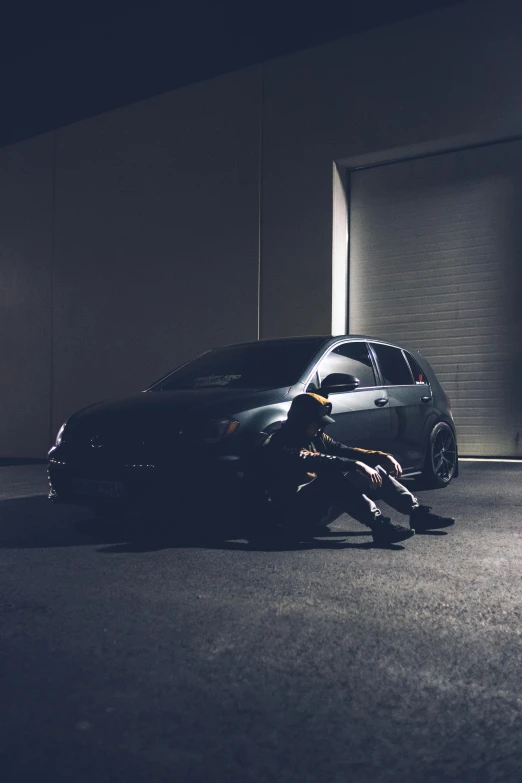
[404,352,429,385]
[317,342,377,388]
[371,343,413,386]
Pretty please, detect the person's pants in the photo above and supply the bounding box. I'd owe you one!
[290,465,419,529]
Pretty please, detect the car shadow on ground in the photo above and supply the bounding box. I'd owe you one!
[0,496,93,549]
[74,514,409,554]
[0,493,444,553]
[0,494,446,553]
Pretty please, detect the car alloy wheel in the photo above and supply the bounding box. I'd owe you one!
[423,421,458,488]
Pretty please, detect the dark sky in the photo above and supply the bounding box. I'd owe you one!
[0,0,462,148]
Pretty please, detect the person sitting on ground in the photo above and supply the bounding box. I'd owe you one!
[259,392,455,546]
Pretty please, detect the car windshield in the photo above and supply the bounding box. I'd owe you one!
[150,340,325,391]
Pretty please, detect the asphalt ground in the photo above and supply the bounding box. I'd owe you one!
[0,462,521,783]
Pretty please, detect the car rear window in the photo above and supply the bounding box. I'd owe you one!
[404,352,429,385]
[371,343,413,386]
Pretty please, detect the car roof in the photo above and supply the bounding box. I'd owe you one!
[219,334,403,349]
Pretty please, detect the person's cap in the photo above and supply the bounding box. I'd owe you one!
[288,392,335,426]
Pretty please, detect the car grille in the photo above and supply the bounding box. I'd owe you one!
[64,422,177,466]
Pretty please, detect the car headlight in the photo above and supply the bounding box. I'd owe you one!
[180,418,239,444]
[55,422,67,446]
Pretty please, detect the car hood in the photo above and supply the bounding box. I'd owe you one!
[70,387,290,428]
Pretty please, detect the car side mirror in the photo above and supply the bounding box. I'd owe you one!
[320,373,360,394]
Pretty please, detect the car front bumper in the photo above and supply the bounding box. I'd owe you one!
[48,444,242,511]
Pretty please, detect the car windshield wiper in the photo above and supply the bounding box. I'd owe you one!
[157,384,270,391]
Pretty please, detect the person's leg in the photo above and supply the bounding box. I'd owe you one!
[313,472,415,545]
[325,477,382,526]
[279,477,374,535]
[373,465,455,530]
[373,465,419,515]
[291,480,333,532]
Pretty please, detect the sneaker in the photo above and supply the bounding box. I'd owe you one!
[410,504,455,531]
[369,516,415,546]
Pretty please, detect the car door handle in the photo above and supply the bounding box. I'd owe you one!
[374,398,388,407]
[420,396,432,404]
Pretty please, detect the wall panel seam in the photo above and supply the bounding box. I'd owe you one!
[49,131,56,450]
[257,64,264,341]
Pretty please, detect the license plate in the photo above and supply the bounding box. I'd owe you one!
[71,478,125,499]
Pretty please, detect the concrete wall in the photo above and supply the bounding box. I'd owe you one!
[0,68,261,455]
[2,0,522,456]
[51,69,261,438]
[260,0,522,336]
[0,135,54,457]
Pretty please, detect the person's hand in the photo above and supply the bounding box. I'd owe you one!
[379,454,402,478]
[355,462,383,488]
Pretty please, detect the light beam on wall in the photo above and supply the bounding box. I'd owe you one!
[332,163,348,335]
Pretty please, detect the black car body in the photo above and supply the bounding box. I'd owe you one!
[48,335,458,514]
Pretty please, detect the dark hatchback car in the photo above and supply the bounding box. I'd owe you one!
[48,335,458,516]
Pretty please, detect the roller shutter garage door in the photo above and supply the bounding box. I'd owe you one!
[349,141,522,457]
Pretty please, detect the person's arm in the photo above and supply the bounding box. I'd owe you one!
[294,447,359,473]
[320,434,402,477]
[299,446,384,488]
[262,433,358,474]
[259,437,353,476]
[320,432,383,461]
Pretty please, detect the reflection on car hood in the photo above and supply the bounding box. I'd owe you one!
[71,387,289,426]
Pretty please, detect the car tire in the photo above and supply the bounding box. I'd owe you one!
[421,421,458,488]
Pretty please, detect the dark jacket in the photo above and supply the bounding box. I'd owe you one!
[259,421,387,505]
